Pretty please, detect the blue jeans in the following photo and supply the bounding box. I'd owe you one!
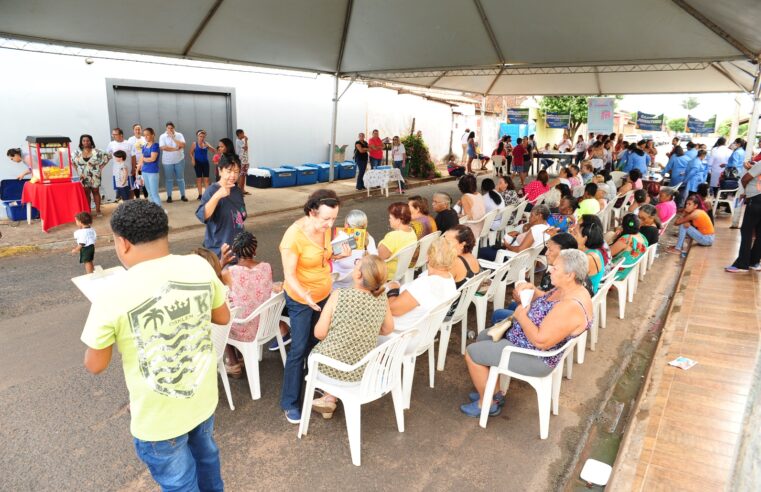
[676,224,714,250]
[393,160,407,188]
[164,162,187,198]
[369,157,382,169]
[491,303,517,325]
[356,160,368,189]
[143,172,161,205]
[281,291,326,411]
[133,415,223,492]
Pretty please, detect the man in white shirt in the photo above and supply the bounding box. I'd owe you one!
[127,124,148,199]
[557,134,573,166]
[106,128,134,197]
[159,121,187,202]
[461,128,470,164]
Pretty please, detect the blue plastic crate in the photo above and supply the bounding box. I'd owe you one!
[1,179,39,221]
[337,161,356,179]
[260,167,297,188]
[304,163,330,182]
[291,166,318,186]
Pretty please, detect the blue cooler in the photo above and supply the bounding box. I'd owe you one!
[261,167,297,188]
[1,179,39,221]
[376,165,392,170]
[281,165,318,186]
[304,163,330,182]
[337,161,356,179]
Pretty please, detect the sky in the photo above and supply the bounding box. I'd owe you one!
[617,93,753,122]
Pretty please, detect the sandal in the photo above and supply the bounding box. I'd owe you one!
[225,362,243,379]
[312,395,337,419]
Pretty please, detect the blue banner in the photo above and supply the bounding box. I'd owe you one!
[506,108,529,125]
[686,115,716,134]
[636,112,664,131]
[545,112,571,129]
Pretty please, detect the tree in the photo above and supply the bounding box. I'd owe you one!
[667,117,687,133]
[717,118,748,138]
[681,97,700,111]
[538,96,589,137]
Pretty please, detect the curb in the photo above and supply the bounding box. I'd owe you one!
[0,175,457,257]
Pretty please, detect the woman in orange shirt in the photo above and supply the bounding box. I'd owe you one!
[279,189,350,423]
[667,195,715,254]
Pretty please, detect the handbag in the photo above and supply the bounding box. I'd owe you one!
[486,316,513,342]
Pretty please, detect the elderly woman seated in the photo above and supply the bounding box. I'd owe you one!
[461,249,593,417]
[386,236,457,332]
[478,205,551,262]
[332,210,378,289]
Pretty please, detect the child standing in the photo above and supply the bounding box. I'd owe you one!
[72,211,96,274]
[111,150,132,202]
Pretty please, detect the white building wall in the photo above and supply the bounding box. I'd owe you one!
[0,47,469,218]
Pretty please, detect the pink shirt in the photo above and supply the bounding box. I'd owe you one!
[656,200,676,224]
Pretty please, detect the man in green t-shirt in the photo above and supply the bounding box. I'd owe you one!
[81,200,230,491]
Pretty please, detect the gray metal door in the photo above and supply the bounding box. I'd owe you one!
[111,86,233,190]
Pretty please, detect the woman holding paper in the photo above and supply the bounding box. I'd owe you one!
[377,202,418,281]
[278,189,350,424]
[461,249,593,418]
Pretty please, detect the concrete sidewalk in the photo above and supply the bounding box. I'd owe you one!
[0,175,455,255]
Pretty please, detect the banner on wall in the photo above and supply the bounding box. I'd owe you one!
[545,112,571,129]
[636,111,664,131]
[686,115,717,134]
[587,97,615,133]
[505,108,529,125]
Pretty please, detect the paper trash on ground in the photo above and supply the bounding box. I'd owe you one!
[668,356,697,370]
[71,265,126,303]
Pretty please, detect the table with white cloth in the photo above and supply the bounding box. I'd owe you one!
[364,168,405,197]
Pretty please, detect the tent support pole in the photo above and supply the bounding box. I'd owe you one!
[329,74,340,182]
[182,0,225,56]
[746,69,761,158]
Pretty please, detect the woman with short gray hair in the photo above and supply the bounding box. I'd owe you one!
[332,209,378,289]
[460,248,592,418]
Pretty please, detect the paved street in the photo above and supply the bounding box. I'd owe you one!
[0,180,681,491]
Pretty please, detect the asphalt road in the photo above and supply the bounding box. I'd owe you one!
[0,180,680,491]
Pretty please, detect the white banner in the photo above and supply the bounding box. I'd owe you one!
[587,97,615,134]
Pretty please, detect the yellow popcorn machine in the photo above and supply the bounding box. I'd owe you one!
[26,136,73,184]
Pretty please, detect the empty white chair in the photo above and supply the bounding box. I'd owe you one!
[385,241,418,284]
[640,243,658,279]
[210,306,240,411]
[466,209,499,253]
[491,154,506,175]
[400,295,458,409]
[404,231,441,284]
[592,259,624,333]
[511,200,529,226]
[610,255,646,319]
[587,272,618,353]
[479,337,582,439]
[488,203,517,246]
[610,171,626,188]
[437,270,489,371]
[298,329,416,466]
[713,185,742,218]
[226,292,287,400]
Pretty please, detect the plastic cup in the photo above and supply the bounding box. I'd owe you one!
[520,289,533,308]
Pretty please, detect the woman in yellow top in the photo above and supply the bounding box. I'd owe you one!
[667,195,715,255]
[378,202,418,280]
[279,189,350,424]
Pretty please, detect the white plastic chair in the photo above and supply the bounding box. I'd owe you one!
[385,241,418,284]
[597,200,616,233]
[593,259,624,332]
[640,243,658,279]
[491,155,506,175]
[298,329,416,466]
[473,251,532,335]
[511,200,529,226]
[611,190,634,228]
[610,171,626,188]
[400,295,458,409]
[587,273,617,353]
[713,185,741,218]
[465,209,499,253]
[404,231,441,284]
[488,203,516,246]
[610,255,646,319]
[226,292,287,400]
[210,306,240,411]
[436,270,489,371]
[571,185,585,198]
[478,337,582,439]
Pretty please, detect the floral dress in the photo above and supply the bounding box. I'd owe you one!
[612,233,648,281]
[228,262,273,342]
[72,148,110,188]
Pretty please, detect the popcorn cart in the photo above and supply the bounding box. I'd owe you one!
[26,136,73,184]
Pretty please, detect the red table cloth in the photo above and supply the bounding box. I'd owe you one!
[21,181,89,232]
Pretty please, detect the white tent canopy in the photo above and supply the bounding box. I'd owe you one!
[2,0,759,95]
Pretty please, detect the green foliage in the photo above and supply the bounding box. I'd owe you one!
[401,133,438,179]
[538,95,622,136]
[681,97,700,111]
[666,117,687,133]
[717,118,748,138]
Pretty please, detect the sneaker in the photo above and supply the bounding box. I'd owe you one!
[725,266,748,273]
[284,408,301,424]
[197,195,202,200]
[750,264,761,271]
[469,391,506,407]
[166,196,173,203]
[180,196,188,202]
[460,400,501,418]
[268,333,291,351]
